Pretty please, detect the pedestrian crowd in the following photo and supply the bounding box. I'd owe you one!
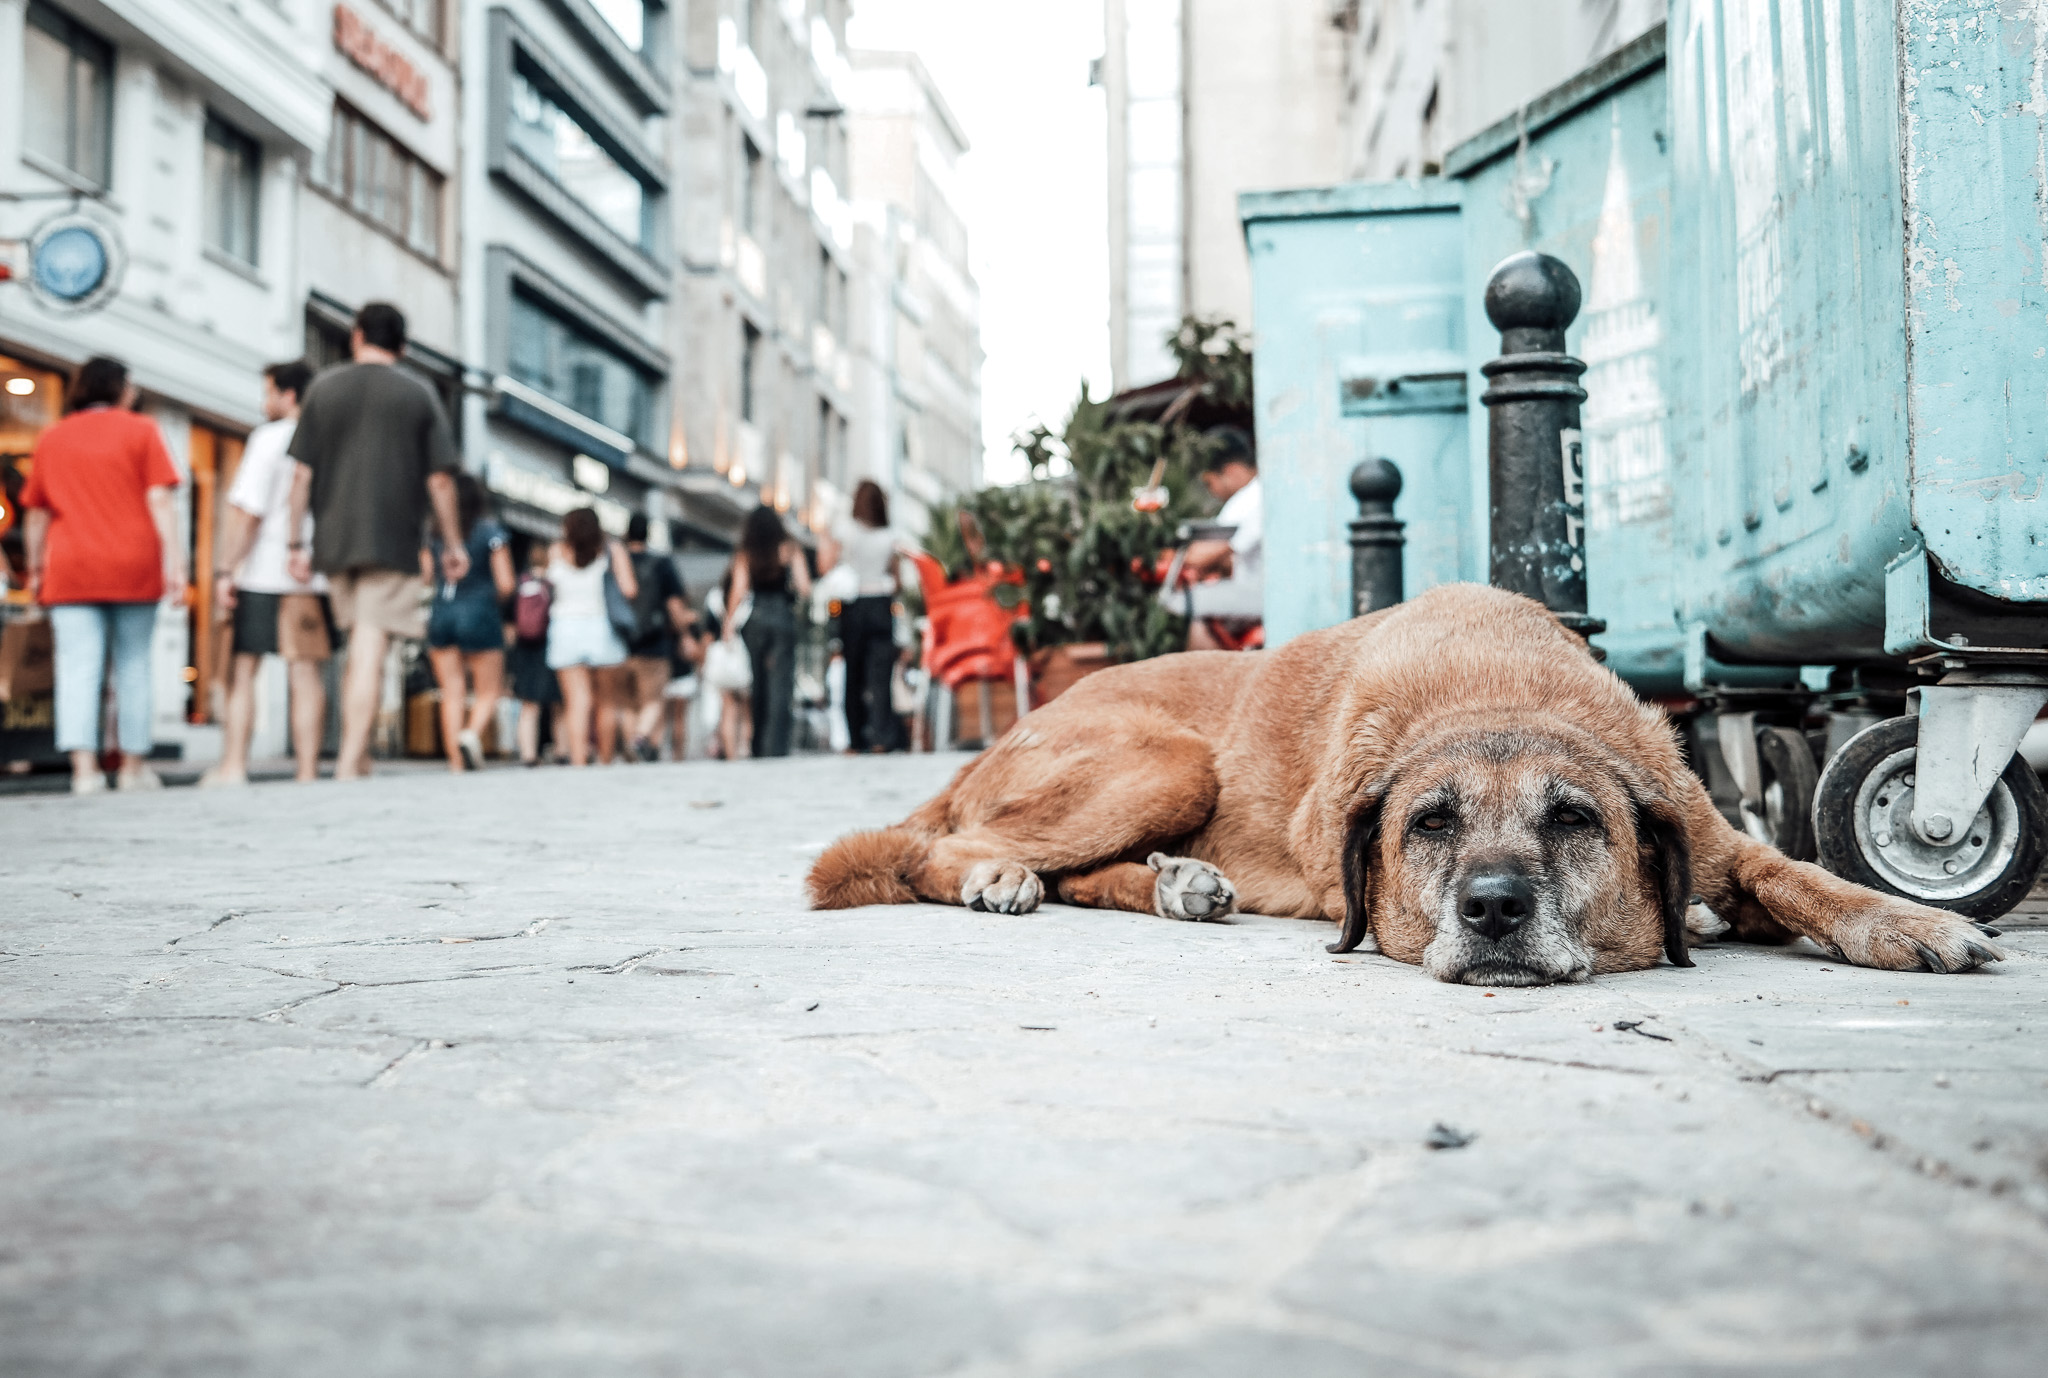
[9,302,918,792]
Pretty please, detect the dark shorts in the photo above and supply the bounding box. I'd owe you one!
[232,591,335,660]
[426,593,505,653]
[506,639,560,705]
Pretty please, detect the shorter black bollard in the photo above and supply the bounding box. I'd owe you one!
[1350,458,1404,616]
[1481,251,1604,641]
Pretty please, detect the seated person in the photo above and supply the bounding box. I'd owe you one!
[1181,427,1262,650]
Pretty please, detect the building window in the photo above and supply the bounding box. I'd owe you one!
[508,290,652,444]
[740,136,762,236]
[313,102,444,260]
[22,2,114,187]
[202,115,261,265]
[740,323,761,423]
[588,0,646,50]
[509,67,648,250]
[375,0,444,46]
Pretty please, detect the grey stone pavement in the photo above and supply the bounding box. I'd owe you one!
[4,753,2048,1377]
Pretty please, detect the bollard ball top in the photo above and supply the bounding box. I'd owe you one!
[1484,251,1582,333]
[1350,457,1403,507]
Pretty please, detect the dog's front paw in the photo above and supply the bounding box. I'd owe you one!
[961,860,1043,915]
[1835,900,2005,973]
[1148,853,1236,922]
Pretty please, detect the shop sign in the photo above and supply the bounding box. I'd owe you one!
[486,452,631,535]
[333,4,432,121]
[23,213,124,315]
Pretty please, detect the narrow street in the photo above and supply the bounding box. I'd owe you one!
[4,755,2046,1375]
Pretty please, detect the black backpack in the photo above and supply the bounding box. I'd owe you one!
[626,551,669,647]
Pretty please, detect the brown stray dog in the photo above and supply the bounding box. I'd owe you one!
[807,584,2004,985]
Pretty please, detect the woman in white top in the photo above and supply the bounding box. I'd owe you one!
[817,480,908,752]
[546,507,637,766]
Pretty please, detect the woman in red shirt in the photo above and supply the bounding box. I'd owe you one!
[21,357,184,794]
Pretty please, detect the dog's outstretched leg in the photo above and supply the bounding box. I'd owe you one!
[1054,856,1236,922]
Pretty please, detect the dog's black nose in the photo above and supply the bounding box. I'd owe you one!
[1457,869,1535,942]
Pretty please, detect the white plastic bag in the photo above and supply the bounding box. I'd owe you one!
[705,637,753,693]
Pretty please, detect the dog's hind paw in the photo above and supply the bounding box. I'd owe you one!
[1148,853,1236,922]
[961,861,1044,915]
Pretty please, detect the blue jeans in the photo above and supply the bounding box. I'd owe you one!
[49,603,158,755]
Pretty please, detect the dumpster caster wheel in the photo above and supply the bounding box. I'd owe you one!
[1813,716,2048,920]
[1739,725,1819,861]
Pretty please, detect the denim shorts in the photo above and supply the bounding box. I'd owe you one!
[426,593,504,653]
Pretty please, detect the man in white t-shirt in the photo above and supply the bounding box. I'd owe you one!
[202,361,331,785]
[1181,427,1263,650]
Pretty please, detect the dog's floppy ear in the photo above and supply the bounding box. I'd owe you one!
[1328,794,1387,954]
[1633,792,1695,969]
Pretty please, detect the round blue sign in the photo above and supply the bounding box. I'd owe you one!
[31,225,110,302]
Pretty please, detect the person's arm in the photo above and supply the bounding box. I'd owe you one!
[1181,537,1234,579]
[723,560,750,641]
[786,541,813,598]
[817,529,841,575]
[666,595,691,635]
[491,544,516,601]
[285,462,315,585]
[425,472,469,582]
[148,485,185,597]
[419,547,437,584]
[213,506,262,609]
[608,540,638,599]
[22,509,49,602]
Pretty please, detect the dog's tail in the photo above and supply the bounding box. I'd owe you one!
[806,827,928,909]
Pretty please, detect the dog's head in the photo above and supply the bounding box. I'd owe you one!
[1329,720,1692,985]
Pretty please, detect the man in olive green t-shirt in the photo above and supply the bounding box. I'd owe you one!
[285,302,467,780]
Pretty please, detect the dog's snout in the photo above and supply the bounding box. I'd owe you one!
[1457,869,1536,942]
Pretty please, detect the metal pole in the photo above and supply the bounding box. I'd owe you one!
[1480,251,1603,640]
[1349,458,1405,616]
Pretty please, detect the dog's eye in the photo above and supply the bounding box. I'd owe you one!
[1551,806,1593,829]
[1414,811,1453,833]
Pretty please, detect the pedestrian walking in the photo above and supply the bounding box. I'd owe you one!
[725,504,811,757]
[205,360,329,786]
[620,512,693,762]
[423,473,514,773]
[506,544,561,766]
[284,302,466,780]
[702,559,752,760]
[817,480,908,753]
[546,507,637,767]
[19,357,183,794]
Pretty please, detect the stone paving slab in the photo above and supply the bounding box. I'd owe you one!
[2,754,2046,1376]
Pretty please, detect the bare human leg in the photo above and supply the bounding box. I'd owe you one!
[335,624,390,780]
[215,652,261,782]
[428,644,467,773]
[557,665,593,767]
[287,657,326,781]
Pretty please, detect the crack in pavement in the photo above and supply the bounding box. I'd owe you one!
[364,1038,452,1088]
[166,912,244,947]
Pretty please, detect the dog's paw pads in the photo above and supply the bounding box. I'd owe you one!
[1147,853,1236,923]
[961,861,1043,915]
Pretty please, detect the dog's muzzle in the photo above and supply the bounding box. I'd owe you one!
[1426,865,1593,986]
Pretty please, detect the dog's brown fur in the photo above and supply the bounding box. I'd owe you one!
[807,584,2003,982]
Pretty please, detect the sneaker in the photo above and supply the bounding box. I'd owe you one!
[116,764,164,792]
[457,729,485,772]
[635,739,659,764]
[71,771,108,796]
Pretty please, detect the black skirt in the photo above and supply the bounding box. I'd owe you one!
[506,638,560,705]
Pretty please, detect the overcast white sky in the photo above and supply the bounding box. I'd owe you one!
[845,0,1110,486]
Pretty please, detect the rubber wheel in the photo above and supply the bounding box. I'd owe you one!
[1812,715,2048,920]
[1739,725,1819,861]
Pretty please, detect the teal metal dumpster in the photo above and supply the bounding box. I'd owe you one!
[1239,181,1473,648]
[1662,0,2048,917]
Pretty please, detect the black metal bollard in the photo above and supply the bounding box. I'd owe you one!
[1480,251,1603,639]
[1349,458,1404,616]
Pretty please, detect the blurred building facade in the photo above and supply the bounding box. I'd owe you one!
[1337,0,1667,178]
[844,47,982,532]
[668,0,858,578]
[1100,0,1667,392]
[1100,0,1348,391]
